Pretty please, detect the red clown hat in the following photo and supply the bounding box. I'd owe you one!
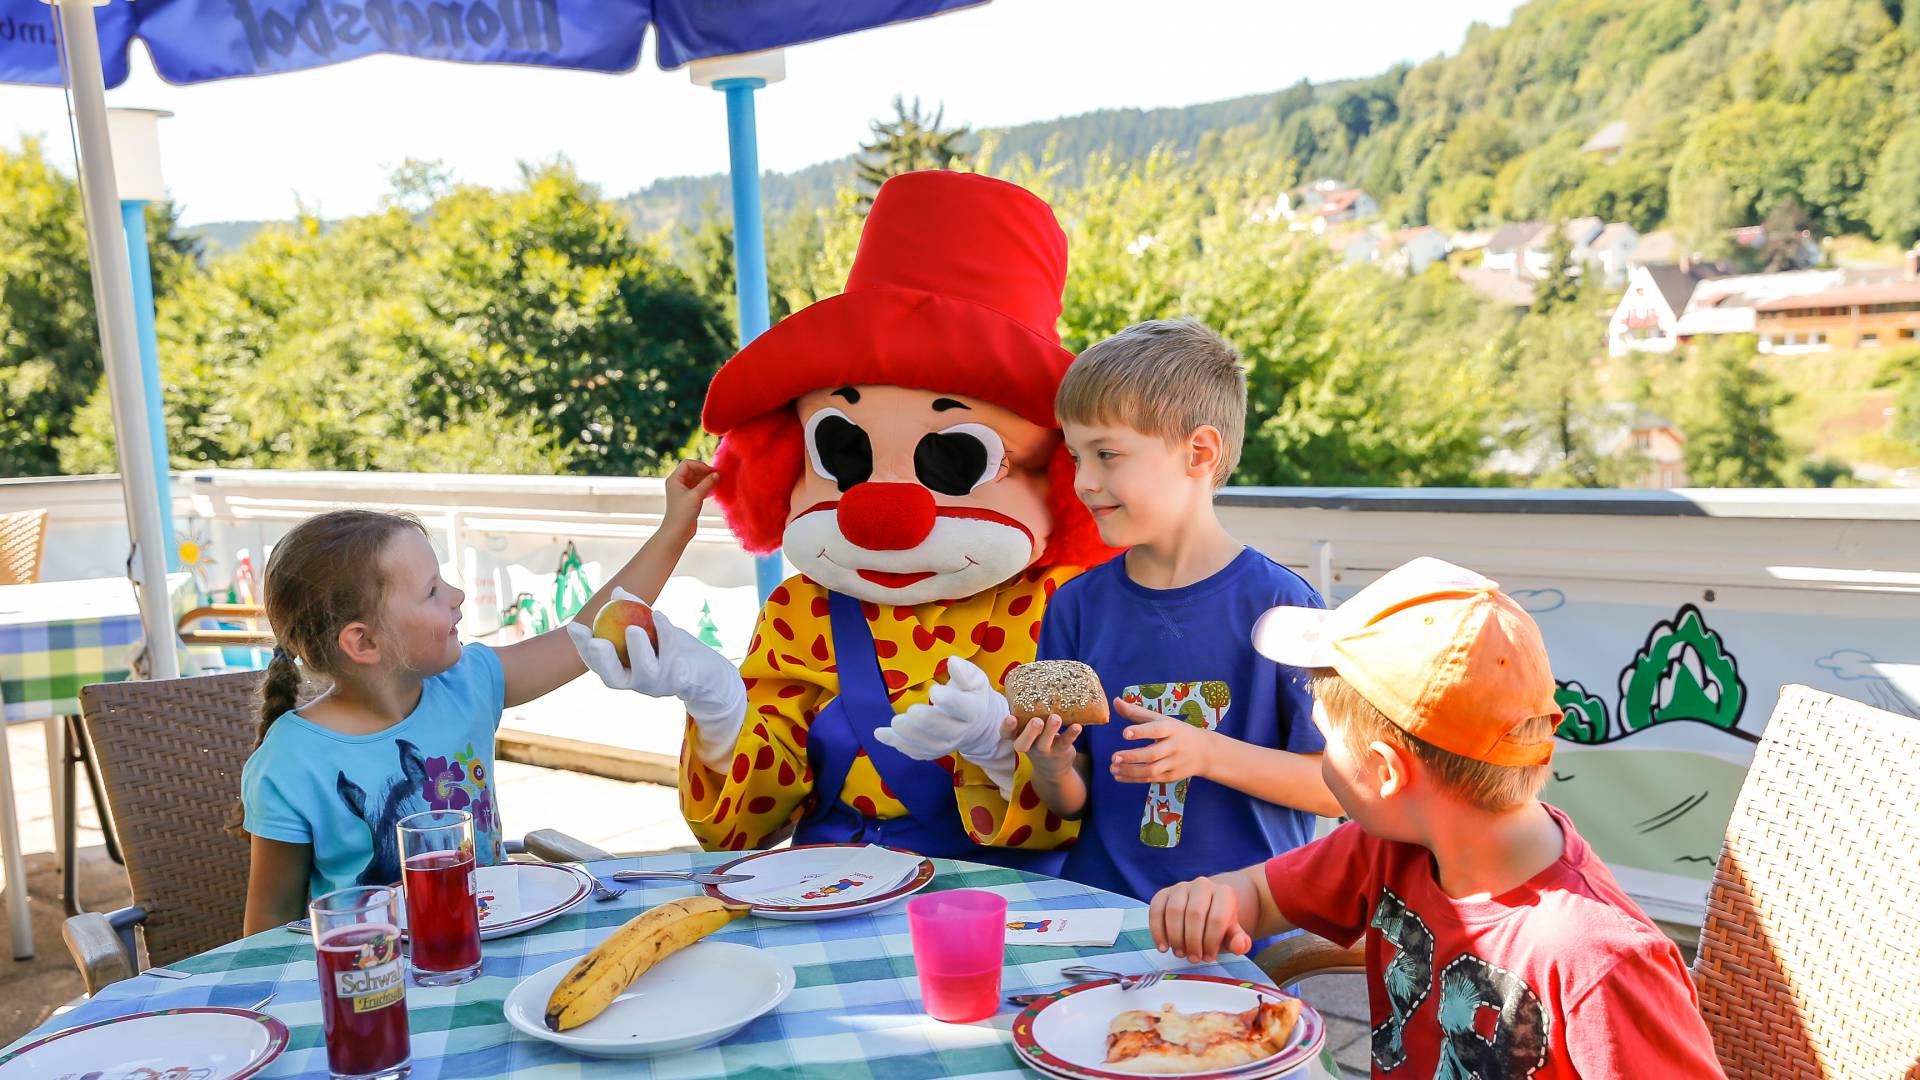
[702,171,1074,434]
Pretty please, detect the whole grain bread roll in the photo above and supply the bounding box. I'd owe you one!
[1005,660,1110,727]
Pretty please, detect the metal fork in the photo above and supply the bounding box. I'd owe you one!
[1059,964,1166,992]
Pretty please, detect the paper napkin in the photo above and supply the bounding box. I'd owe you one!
[1003,908,1125,947]
[736,844,924,907]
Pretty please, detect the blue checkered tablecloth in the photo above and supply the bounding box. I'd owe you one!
[4,852,1345,1078]
[0,574,197,723]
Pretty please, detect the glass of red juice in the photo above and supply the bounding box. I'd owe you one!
[907,889,1007,1023]
[396,809,482,986]
[311,884,411,1080]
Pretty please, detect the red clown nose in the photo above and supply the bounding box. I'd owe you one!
[838,483,936,551]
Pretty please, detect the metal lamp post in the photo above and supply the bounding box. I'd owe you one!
[690,50,788,603]
[106,105,178,571]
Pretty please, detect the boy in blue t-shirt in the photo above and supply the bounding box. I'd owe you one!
[1010,319,1340,901]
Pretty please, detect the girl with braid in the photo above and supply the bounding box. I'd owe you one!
[238,462,714,934]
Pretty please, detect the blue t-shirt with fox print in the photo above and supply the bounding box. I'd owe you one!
[1039,546,1326,903]
[242,643,506,899]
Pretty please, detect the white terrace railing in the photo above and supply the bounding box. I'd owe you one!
[5,469,1919,929]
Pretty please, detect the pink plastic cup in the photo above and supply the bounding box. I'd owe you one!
[908,889,1008,1023]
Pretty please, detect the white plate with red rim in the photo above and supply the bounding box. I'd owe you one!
[502,940,795,1058]
[698,843,936,921]
[0,1007,289,1080]
[398,861,594,940]
[1011,975,1325,1080]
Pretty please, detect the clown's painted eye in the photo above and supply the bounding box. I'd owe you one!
[915,423,1006,496]
[804,408,872,492]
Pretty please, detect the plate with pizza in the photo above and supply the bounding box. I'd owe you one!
[1010,974,1324,1079]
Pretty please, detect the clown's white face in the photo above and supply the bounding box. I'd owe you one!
[782,384,1057,606]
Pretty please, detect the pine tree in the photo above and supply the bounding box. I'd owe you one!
[856,96,971,211]
[1530,223,1580,314]
[1677,337,1792,487]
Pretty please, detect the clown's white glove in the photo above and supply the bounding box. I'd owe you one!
[567,589,745,772]
[874,656,1018,800]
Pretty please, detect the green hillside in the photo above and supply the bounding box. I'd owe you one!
[634,0,1920,249]
[1260,0,1920,245]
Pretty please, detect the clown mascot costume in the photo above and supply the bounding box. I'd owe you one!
[573,171,1115,870]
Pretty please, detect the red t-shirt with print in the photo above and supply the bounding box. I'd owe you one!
[1265,805,1724,1079]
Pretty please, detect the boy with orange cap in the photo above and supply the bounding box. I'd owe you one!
[1150,557,1725,1078]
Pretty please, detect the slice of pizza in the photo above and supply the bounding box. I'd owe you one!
[1105,997,1302,1074]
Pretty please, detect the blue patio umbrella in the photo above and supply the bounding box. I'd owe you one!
[1,0,987,666]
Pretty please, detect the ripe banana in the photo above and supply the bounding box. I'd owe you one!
[544,895,750,1031]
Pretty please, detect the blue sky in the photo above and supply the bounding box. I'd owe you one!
[2,0,1519,225]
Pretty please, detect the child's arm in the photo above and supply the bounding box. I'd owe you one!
[1149,864,1295,963]
[1002,713,1091,819]
[1108,698,1342,817]
[495,460,717,708]
[243,836,313,937]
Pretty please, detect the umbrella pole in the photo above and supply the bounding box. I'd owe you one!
[56,0,180,679]
[717,75,786,604]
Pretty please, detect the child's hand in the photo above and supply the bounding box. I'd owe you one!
[1109,697,1218,784]
[662,460,719,532]
[1150,875,1252,963]
[1002,713,1082,780]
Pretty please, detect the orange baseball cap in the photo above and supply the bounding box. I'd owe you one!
[1252,557,1560,767]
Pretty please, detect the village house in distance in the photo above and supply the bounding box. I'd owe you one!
[1610,247,1920,357]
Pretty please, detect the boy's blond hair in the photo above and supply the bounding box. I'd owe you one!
[1055,319,1246,486]
[1310,670,1558,813]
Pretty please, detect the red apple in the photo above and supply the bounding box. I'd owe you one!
[591,597,658,665]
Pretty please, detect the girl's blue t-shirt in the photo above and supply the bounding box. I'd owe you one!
[1040,546,1326,902]
[241,643,508,899]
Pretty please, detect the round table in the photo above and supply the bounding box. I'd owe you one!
[4,851,1343,1078]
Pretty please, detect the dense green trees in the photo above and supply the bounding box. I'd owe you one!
[47,160,731,478]
[1,138,196,477]
[1261,0,1920,250]
[13,0,1920,488]
[1675,337,1794,486]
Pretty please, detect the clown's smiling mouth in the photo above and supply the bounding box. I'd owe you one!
[857,568,937,588]
[819,551,978,590]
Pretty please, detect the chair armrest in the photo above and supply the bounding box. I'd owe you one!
[64,909,139,995]
[521,829,614,864]
[1253,932,1367,986]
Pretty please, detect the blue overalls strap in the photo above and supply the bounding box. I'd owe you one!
[794,592,1067,875]
[825,591,962,826]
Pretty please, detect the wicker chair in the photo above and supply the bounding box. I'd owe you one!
[0,507,49,585]
[63,671,608,993]
[1255,684,1920,1080]
[1693,685,1920,1078]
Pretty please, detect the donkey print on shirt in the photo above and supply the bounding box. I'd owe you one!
[337,739,433,886]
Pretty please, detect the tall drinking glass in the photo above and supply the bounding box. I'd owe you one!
[908,889,1007,1022]
[397,809,482,985]
[311,884,411,1080]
